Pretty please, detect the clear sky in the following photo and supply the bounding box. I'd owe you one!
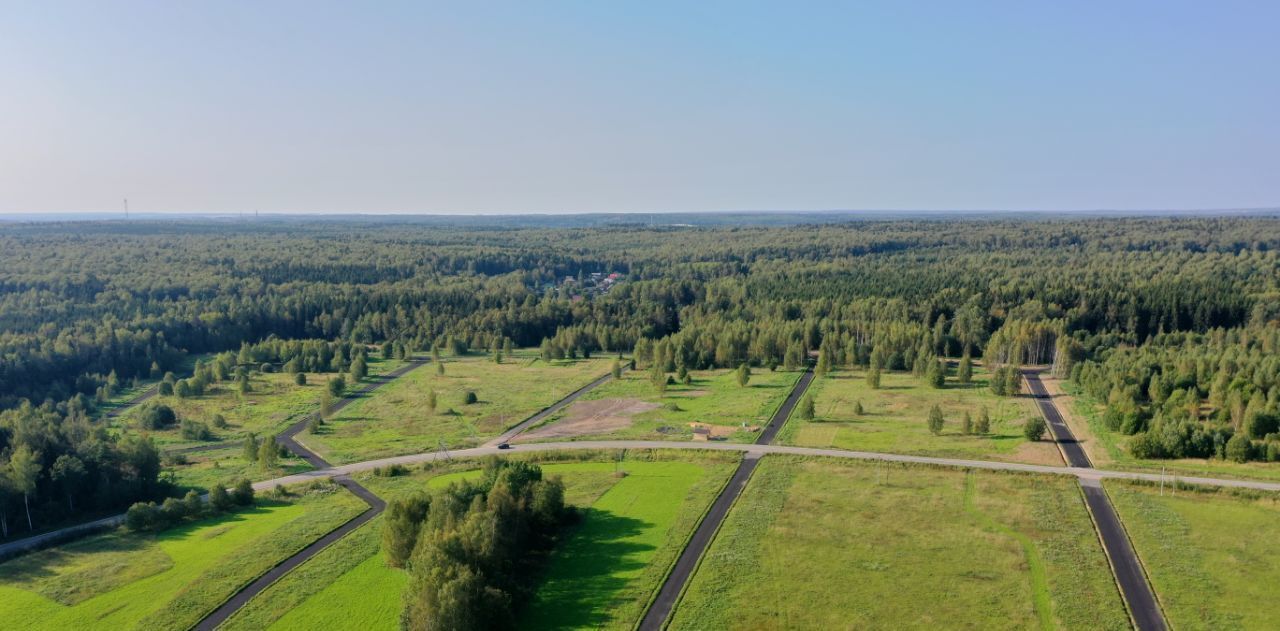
[2,1,1278,214]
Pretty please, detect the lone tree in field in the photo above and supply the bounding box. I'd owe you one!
[435,360,445,376]
[493,348,502,364]
[350,355,367,382]
[866,367,881,389]
[1023,416,1047,441]
[957,354,973,384]
[427,389,438,413]
[976,407,991,434]
[736,363,751,387]
[258,436,279,470]
[925,359,945,389]
[328,375,346,398]
[798,394,815,420]
[962,411,973,435]
[854,400,864,416]
[294,372,307,386]
[463,390,478,405]
[611,359,622,379]
[927,404,945,435]
[243,433,260,463]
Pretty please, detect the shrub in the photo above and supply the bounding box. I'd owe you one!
[798,394,815,420]
[1225,433,1253,463]
[125,502,161,532]
[927,404,945,435]
[232,478,255,506]
[180,419,213,441]
[138,403,178,430]
[464,390,478,405]
[211,414,228,429]
[294,372,307,386]
[210,484,234,511]
[1023,416,1047,441]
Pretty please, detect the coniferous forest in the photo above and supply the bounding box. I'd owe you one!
[1,215,1279,534]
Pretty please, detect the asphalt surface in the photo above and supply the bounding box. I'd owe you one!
[1024,370,1166,631]
[1023,370,1092,468]
[192,359,427,630]
[638,454,762,631]
[639,367,814,630]
[193,475,386,631]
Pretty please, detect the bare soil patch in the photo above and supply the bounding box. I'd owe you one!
[517,398,659,440]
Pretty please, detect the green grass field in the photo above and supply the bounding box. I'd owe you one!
[228,455,735,630]
[0,484,365,631]
[1105,481,1280,630]
[112,357,405,450]
[524,368,802,442]
[1063,383,1280,482]
[669,457,1128,630]
[165,446,314,492]
[778,367,1057,464]
[299,353,612,463]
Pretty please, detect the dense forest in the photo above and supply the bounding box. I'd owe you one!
[2,216,1279,534]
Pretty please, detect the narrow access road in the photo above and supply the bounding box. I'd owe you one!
[1024,370,1166,631]
[195,360,429,629]
[639,366,814,630]
[488,367,622,446]
[194,475,386,631]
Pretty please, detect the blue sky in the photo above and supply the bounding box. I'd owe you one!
[2,1,1277,214]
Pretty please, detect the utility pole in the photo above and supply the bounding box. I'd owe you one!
[124,197,129,220]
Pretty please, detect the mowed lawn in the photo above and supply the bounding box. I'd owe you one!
[0,486,366,631]
[300,354,611,463]
[228,458,734,631]
[669,457,1128,630]
[112,356,405,449]
[1106,481,1280,630]
[780,367,1058,464]
[527,368,802,442]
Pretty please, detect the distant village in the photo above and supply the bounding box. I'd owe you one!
[549,271,623,301]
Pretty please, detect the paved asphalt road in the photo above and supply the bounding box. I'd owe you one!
[1024,370,1167,631]
[192,359,430,629]
[639,367,814,630]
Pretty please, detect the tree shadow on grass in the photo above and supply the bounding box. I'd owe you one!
[523,509,656,628]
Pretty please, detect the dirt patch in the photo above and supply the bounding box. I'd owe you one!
[688,422,752,439]
[1010,440,1066,466]
[517,398,660,440]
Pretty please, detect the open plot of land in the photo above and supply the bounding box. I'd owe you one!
[0,484,365,631]
[1106,480,1280,630]
[1061,382,1280,483]
[669,457,1128,630]
[523,368,802,443]
[165,446,314,492]
[779,367,1058,465]
[300,353,611,463]
[227,455,735,631]
[112,357,405,450]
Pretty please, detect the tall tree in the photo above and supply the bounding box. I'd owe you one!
[8,446,42,530]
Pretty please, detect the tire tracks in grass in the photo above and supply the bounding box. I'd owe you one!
[963,471,1054,631]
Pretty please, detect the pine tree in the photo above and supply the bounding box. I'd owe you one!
[927,404,945,435]
[962,411,973,435]
[427,389,438,413]
[736,364,751,387]
[436,360,445,376]
[958,354,973,384]
[926,358,945,388]
[854,400,864,415]
[866,367,881,389]
[258,436,278,470]
[243,433,260,463]
[611,359,622,379]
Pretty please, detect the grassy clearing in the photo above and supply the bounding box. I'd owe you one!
[0,484,365,631]
[1105,480,1280,630]
[232,455,734,630]
[670,457,1127,630]
[778,367,1056,464]
[1063,383,1280,482]
[300,353,611,463]
[529,368,802,442]
[164,446,313,492]
[112,357,405,449]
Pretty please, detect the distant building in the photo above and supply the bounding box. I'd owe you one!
[692,426,711,441]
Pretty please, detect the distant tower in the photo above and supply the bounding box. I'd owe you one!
[124,198,129,219]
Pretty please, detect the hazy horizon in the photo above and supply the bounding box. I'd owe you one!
[3,1,1278,214]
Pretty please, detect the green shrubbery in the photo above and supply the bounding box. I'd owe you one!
[383,458,570,629]
[125,478,254,532]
